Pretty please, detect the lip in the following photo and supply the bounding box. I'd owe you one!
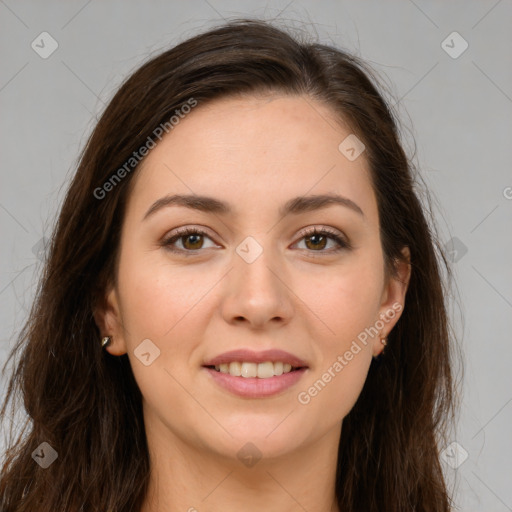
[204,367,308,398]
[202,349,309,399]
[203,348,308,368]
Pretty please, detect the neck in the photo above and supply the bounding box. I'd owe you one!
[140,418,342,512]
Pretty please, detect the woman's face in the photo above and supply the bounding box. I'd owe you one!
[98,94,409,461]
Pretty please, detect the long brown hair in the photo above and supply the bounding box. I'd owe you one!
[0,18,460,511]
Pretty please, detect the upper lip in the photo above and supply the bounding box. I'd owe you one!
[203,349,308,368]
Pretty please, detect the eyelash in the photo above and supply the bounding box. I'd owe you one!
[161,226,351,257]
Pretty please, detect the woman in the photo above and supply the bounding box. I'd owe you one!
[0,18,458,511]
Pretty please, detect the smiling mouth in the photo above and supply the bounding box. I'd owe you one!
[204,361,306,379]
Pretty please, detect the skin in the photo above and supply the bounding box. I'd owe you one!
[95,94,411,512]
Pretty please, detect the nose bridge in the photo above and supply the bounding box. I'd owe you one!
[235,234,283,299]
[222,234,293,327]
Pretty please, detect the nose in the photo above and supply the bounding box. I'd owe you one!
[220,242,294,330]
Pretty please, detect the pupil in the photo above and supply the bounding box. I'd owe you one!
[185,234,202,249]
[307,234,326,250]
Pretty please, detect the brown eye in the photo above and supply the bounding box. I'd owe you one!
[162,227,217,254]
[295,227,350,254]
[304,233,328,251]
[181,233,204,250]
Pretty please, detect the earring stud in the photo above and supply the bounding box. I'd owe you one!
[381,337,387,346]
[101,336,111,348]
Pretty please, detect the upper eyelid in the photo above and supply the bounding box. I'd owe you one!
[163,225,348,249]
[296,225,344,238]
[164,225,345,240]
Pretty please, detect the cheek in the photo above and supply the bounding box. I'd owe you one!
[295,253,384,343]
[297,348,372,429]
[116,252,215,424]
[116,250,220,393]
[293,253,383,421]
[296,272,381,415]
[118,248,217,341]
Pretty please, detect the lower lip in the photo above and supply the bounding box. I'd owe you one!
[203,367,307,398]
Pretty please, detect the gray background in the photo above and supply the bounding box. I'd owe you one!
[1,1,511,510]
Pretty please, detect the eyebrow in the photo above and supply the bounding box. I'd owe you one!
[142,193,364,221]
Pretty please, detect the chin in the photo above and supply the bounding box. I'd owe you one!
[204,418,310,461]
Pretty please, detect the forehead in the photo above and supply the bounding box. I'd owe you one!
[125,94,377,222]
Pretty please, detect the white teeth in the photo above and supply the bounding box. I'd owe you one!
[229,361,242,376]
[241,362,257,378]
[257,361,274,379]
[213,361,298,378]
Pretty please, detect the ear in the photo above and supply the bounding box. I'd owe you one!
[93,285,128,356]
[372,247,411,357]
